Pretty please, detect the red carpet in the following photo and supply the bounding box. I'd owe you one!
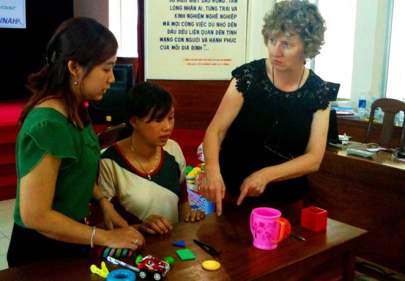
[0,101,24,126]
[0,101,24,199]
[0,100,204,200]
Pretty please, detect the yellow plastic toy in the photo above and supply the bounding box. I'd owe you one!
[187,167,202,177]
[201,259,221,271]
[90,261,110,278]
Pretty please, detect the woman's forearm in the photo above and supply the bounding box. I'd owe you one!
[262,107,330,184]
[93,184,106,201]
[29,209,109,247]
[203,128,225,173]
[203,79,244,174]
[262,152,322,184]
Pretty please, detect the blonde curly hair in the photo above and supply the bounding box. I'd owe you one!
[262,0,326,59]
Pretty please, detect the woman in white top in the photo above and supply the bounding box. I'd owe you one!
[99,82,205,235]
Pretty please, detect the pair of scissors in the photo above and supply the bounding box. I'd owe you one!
[193,239,221,257]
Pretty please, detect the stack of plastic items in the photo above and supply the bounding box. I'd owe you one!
[184,164,215,214]
[184,165,200,191]
[97,247,136,259]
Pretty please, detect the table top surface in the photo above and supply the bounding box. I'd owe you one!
[0,205,367,281]
[327,145,405,171]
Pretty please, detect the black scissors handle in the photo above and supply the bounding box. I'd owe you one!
[193,239,220,257]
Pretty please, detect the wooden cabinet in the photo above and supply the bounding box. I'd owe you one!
[308,148,405,272]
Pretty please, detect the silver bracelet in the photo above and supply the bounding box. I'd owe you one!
[90,226,96,248]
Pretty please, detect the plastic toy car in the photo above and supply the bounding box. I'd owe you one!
[136,255,170,280]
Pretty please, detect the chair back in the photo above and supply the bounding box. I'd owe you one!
[366,98,405,148]
[89,64,134,124]
[97,122,128,148]
[327,109,339,143]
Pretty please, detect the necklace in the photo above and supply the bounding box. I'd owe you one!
[130,138,160,180]
[271,65,305,91]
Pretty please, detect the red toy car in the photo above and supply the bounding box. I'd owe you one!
[136,255,170,280]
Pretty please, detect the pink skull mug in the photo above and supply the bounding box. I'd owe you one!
[250,207,291,250]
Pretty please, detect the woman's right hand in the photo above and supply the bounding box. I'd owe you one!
[198,169,226,216]
[104,226,145,250]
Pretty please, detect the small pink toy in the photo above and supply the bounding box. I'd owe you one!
[250,207,290,250]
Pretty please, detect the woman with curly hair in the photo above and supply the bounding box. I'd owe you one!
[200,0,339,215]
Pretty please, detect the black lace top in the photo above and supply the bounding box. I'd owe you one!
[219,59,339,203]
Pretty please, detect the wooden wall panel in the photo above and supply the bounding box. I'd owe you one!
[114,57,229,129]
[148,80,229,128]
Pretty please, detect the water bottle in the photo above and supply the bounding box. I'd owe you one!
[396,99,405,126]
[358,95,367,120]
[395,111,404,127]
[374,108,383,123]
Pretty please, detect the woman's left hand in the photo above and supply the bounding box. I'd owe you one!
[181,202,205,223]
[139,215,172,235]
[237,169,269,205]
[100,198,129,229]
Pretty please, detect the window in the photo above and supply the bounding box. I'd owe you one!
[108,0,138,58]
[313,0,357,99]
[386,0,405,101]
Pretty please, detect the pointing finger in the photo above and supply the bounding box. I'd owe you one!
[215,188,223,216]
[237,186,248,206]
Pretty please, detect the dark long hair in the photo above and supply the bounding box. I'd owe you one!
[20,17,118,127]
[128,82,175,122]
[116,82,175,139]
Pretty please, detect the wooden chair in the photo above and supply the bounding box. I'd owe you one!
[97,122,128,148]
[365,98,405,148]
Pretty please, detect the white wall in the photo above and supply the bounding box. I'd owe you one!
[245,0,275,62]
[247,0,392,104]
[351,0,390,104]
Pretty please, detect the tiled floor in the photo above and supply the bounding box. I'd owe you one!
[0,199,14,270]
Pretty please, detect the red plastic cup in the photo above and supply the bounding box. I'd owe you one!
[301,206,328,232]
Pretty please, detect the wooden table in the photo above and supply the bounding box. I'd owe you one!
[0,205,366,281]
[308,147,405,272]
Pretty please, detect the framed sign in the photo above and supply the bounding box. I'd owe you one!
[0,0,26,29]
[145,0,248,80]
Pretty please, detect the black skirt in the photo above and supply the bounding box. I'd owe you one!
[7,223,90,267]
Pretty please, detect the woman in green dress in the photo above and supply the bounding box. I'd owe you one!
[7,17,144,267]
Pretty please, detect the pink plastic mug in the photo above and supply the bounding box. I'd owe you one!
[250,207,290,250]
